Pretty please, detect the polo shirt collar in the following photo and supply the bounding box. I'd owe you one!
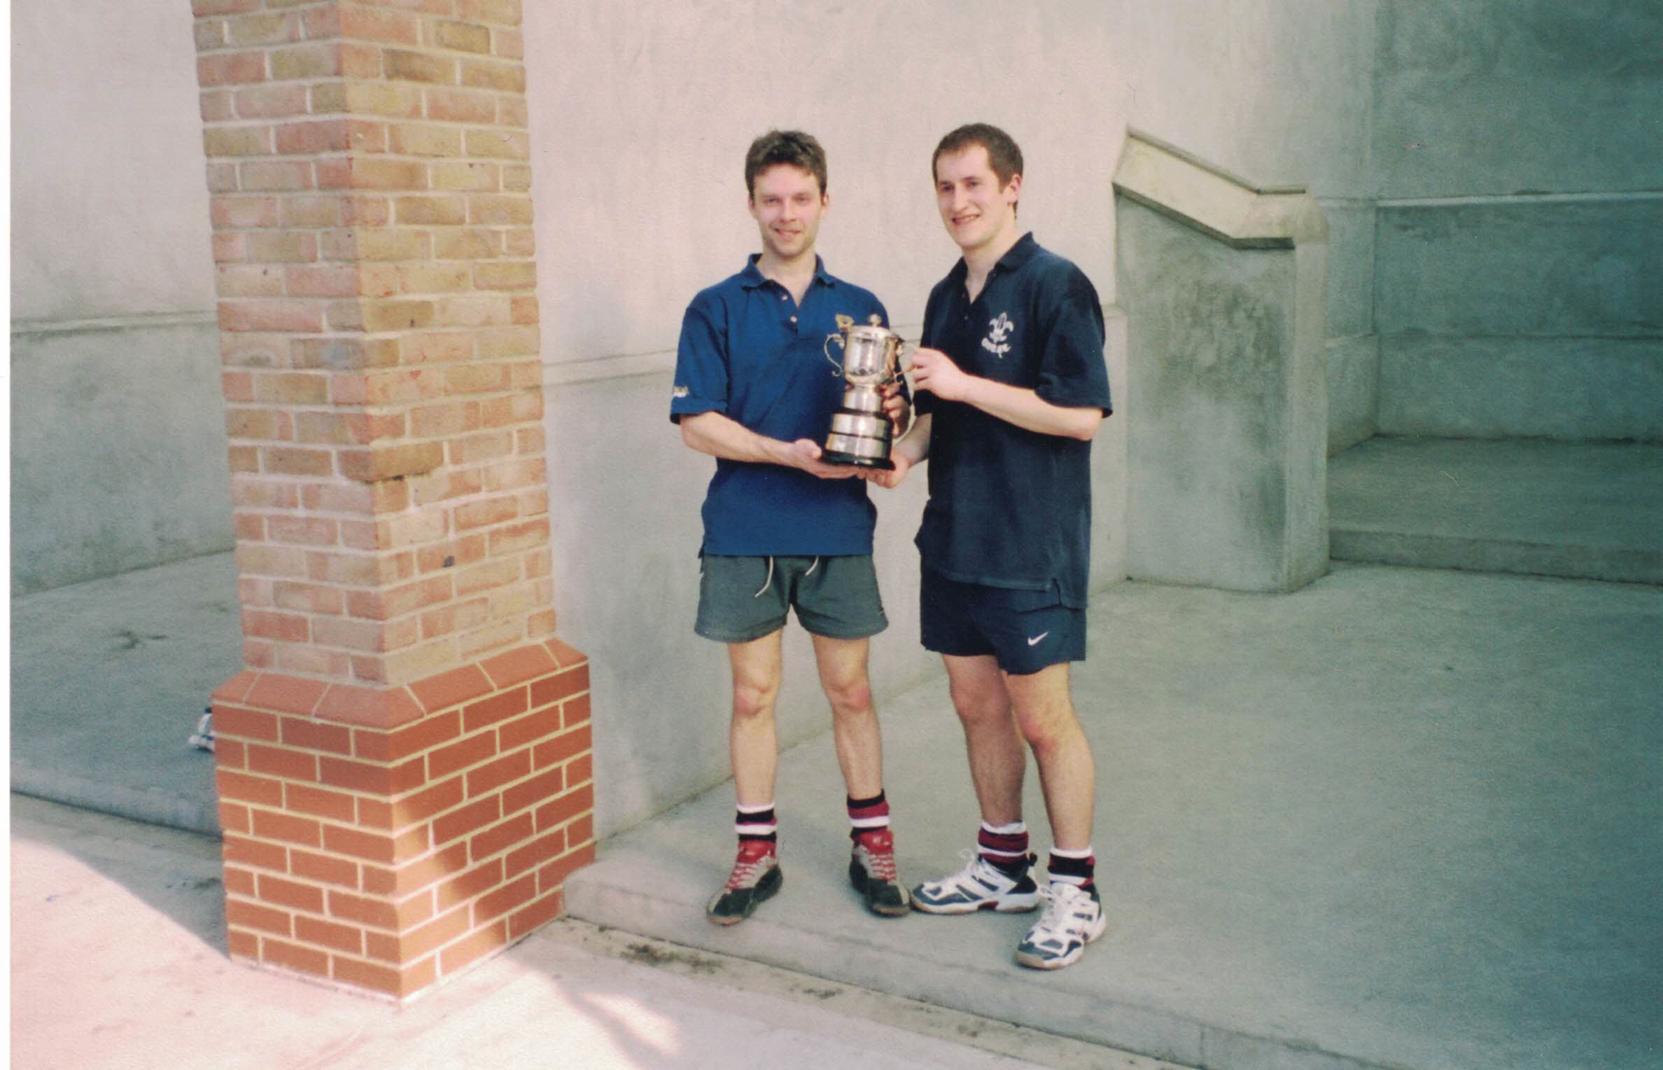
[739,254,835,290]
[947,231,1039,290]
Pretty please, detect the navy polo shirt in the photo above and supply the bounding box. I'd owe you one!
[671,255,889,556]
[915,233,1110,607]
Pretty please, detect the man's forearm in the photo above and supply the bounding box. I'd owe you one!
[958,378,1102,441]
[892,413,932,466]
[680,411,791,465]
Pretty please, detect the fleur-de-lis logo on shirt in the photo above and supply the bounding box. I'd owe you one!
[982,312,1014,358]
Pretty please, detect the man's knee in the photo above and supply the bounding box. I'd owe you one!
[731,678,779,722]
[822,673,873,718]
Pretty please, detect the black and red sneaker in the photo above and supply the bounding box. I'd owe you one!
[707,840,782,925]
[849,828,910,917]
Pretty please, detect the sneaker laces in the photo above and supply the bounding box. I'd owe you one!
[924,849,1010,895]
[855,830,898,881]
[1031,882,1092,939]
[724,843,775,891]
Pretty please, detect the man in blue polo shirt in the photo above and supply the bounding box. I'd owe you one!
[872,124,1111,969]
[671,130,910,926]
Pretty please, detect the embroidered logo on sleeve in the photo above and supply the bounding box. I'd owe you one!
[981,312,1014,358]
[672,385,690,399]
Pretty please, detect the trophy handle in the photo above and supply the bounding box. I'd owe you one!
[892,341,917,380]
[823,332,846,376]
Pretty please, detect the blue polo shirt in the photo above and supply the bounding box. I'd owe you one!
[915,233,1110,607]
[671,255,889,556]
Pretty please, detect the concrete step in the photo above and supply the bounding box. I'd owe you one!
[1328,436,1663,585]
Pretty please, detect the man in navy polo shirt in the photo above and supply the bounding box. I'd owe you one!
[872,124,1112,969]
[670,130,910,926]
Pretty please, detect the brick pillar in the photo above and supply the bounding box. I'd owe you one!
[191,0,593,999]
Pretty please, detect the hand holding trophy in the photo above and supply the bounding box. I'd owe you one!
[820,314,912,470]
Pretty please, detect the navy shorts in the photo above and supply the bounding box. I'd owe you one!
[696,554,887,644]
[920,568,1085,675]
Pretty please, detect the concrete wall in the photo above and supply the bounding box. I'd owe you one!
[10,0,229,594]
[1370,0,1663,443]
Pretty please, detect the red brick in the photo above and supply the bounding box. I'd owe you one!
[247,743,320,783]
[334,955,433,998]
[327,890,400,930]
[432,795,499,845]
[291,849,359,889]
[370,841,468,898]
[473,872,535,924]
[566,754,592,787]
[356,709,458,761]
[562,693,591,729]
[219,798,251,832]
[296,915,364,955]
[402,904,471,957]
[262,936,330,978]
[224,866,258,898]
[466,749,531,799]
[503,828,563,878]
[319,755,424,795]
[434,855,503,909]
[461,687,527,733]
[534,783,592,834]
[214,671,259,704]
[218,738,248,770]
[439,920,508,975]
[280,717,354,755]
[428,731,496,779]
[481,645,557,689]
[532,725,590,770]
[217,770,284,807]
[227,928,260,959]
[498,704,559,752]
[316,684,426,729]
[253,809,323,848]
[227,899,291,937]
[285,783,357,822]
[363,930,402,963]
[324,824,424,865]
[408,664,493,714]
[501,767,561,817]
[258,873,326,913]
[508,889,561,939]
[223,834,288,872]
[214,706,279,743]
[529,664,588,707]
[387,776,466,830]
[470,811,532,862]
[537,841,597,892]
[247,673,328,716]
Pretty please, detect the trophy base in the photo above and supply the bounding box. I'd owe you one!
[820,449,894,471]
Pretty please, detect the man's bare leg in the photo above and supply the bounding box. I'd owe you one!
[943,653,1026,826]
[1003,662,1094,851]
[811,634,882,799]
[727,630,784,807]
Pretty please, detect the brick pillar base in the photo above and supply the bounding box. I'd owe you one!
[212,639,593,999]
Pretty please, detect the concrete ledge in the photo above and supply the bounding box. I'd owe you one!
[1113,130,1328,248]
[1330,437,1663,583]
[1377,335,1663,442]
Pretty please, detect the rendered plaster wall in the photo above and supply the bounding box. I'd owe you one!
[523,0,1378,834]
[1370,0,1663,442]
[10,0,227,593]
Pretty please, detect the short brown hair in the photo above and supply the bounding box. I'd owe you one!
[931,123,1024,188]
[744,130,828,198]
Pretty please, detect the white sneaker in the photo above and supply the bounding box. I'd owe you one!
[911,850,1041,914]
[1015,882,1106,969]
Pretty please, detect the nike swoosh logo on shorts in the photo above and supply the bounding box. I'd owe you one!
[1026,632,1049,646]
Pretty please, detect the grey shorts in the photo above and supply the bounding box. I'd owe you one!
[696,554,887,644]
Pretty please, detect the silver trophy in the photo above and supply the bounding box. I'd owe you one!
[822,315,910,469]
